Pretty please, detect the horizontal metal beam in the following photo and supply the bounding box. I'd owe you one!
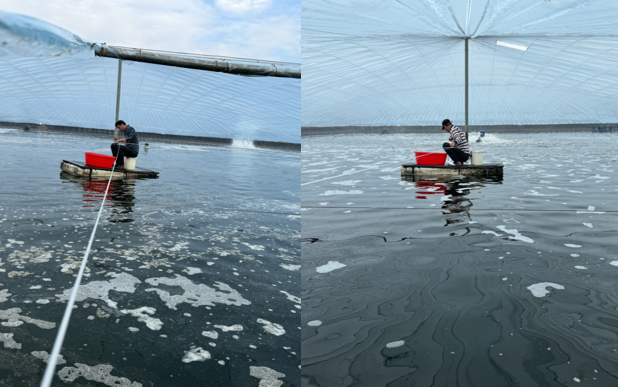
[95,45,300,79]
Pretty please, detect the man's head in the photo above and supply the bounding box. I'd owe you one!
[115,120,127,131]
[442,119,452,131]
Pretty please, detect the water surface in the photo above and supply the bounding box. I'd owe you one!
[302,132,618,386]
[0,129,300,386]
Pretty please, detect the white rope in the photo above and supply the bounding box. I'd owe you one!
[40,157,117,387]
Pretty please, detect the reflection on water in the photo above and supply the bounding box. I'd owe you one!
[60,172,137,222]
[403,175,504,226]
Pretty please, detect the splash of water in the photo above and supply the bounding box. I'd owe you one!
[471,131,505,144]
[232,139,256,149]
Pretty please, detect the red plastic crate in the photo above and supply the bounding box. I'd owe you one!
[414,152,447,165]
[85,152,116,169]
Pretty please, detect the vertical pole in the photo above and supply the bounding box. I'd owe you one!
[465,37,469,142]
[114,60,123,140]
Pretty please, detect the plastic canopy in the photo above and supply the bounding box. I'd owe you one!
[0,11,300,143]
[302,0,618,127]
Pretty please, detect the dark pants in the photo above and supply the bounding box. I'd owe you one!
[111,144,138,167]
[443,142,470,164]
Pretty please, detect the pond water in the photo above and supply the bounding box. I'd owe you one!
[0,128,300,386]
[301,132,618,386]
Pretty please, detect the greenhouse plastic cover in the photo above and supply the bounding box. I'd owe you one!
[302,0,618,127]
[0,11,300,143]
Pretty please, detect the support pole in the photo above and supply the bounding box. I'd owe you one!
[465,37,469,142]
[114,60,122,141]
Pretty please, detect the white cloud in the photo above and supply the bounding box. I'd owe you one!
[0,0,299,61]
[215,0,271,14]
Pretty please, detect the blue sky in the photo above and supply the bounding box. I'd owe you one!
[0,0,300,62]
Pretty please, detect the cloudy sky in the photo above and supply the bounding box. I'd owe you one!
[0,0,300,62]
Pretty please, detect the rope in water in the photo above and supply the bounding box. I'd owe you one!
[40,158,118,387]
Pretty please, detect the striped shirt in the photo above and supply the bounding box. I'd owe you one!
[449,125,470,154]
[123,125,139,154]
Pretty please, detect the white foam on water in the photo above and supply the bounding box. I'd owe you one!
[280,291,300,304]
[575,266,587,270]
[145,275,250,310]
[567,190,583,194]
[0,308,55,329]
[214,324,243,332]
[525,190,559,197]
[186,267,202,275]
[120,307,163,331]
[496,226,534,243]
[610,261,618,267]
[307,320,322,326]
[257,318,285,336]
[182,347,211,363]
[379,176,398,180]
[249,366,285,387]
[332,180,362,186]
[583,223,593,228]
[588,206,595,211]
[0,290,11,303]
[58,364,142,386]
[280,264,300,271]
[0,333,20,349]
[316,261,346,273]
[565,244,582,248]
[319,190,364,196]
[571,254,579,257]
[241,242,265,251]
[202,331,219,339]
[319,202,329,206]
[56,272,141,309]
[527,282,565,298]
[31,351,66,364]
[386,340,405,348]
[482,231,503,237]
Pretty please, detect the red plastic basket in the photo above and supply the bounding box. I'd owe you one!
[85,152,116,169]
[414,152,447,166]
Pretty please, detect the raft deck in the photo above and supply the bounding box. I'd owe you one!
[401,163,503,177]
[61,160,159,179]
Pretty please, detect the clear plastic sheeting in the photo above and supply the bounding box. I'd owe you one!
[0,11,300,143]
[302,0,618,128]
[0,10,89,57]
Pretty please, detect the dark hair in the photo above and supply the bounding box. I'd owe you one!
[115,120,126,127]
[442,119,452,126]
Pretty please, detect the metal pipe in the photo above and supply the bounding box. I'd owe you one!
[114,60,122,140]
[95,45,301,79]
[465,37,469,142]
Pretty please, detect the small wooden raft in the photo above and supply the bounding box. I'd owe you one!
[61,160,159,179]
[401,163,503,177]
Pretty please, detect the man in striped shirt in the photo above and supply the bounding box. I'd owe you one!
[441,119,470,165]
[111,120,139,169]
